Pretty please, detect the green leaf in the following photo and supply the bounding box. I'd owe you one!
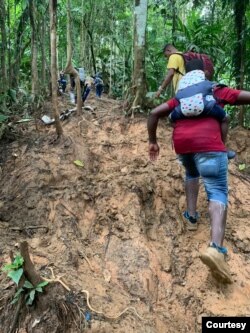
[8,89,17,102]
[35,287,43,292]
[13,255,24,268]
[13,287,24,298]
[11,297,20,305]
[36,281,49,288]
[239,164,246,171]
[23,280,34,289]
[7,268,23,285]
[2,263,15,272]
[0,114,8,122]
[26,290,36,305]
[73,160,84,167]
[11,288,24,304]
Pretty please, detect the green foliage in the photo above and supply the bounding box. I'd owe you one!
[2,254,48,306]
[239,163,246,171]
[11,280,49,305]
[2,0,250,126]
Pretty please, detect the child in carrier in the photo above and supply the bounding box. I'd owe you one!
[169,59,235,159]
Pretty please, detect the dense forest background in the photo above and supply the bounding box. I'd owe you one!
[0,0,250,132]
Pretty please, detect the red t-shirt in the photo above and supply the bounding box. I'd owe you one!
[166,86,241,154]
[172,118,226,154]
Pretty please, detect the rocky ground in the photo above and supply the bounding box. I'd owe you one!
[0,94,249,333]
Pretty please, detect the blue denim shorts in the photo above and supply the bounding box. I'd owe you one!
[178,152,228,206]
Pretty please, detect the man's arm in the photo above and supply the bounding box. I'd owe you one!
[147,102,173,161]
[155,68,175,98]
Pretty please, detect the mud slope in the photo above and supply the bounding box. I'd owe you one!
[0,95,250,333]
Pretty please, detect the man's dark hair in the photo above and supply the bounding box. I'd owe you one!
[186,59,204,72]
[163,43,173,52]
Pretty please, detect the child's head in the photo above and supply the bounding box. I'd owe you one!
[186,59,204,73]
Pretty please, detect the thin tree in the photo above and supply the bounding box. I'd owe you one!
[64,0,82,116]
[129,0,148,117]
[49,0,63,137]
[0,0,7,94]
[233,0,248,126]
[29,0,39,100]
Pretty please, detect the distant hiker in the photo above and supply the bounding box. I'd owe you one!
[94,73,104,98]
[58,71,67,93]
[155,43,214,97]
[82,76,94,103]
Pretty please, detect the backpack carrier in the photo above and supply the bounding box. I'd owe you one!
[175,80,216,117]
[175,51,214,80]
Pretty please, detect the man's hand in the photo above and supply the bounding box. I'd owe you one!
[155,86,163,98]
[149,143,160,161]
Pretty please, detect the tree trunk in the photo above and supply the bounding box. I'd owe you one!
[12,6,30,88]
[129,0,148,117]
[0,0,7,93]
[64,0,82,115]
[109,37,113,96]
[80,0,85,68]
[7,0,11,88]
[171,0,177,44]
[49,0,63,137]
[234,0,247,126]
[41,17,47,91]
[29,0,39,101]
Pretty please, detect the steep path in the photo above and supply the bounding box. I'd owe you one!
[0,95,249,333]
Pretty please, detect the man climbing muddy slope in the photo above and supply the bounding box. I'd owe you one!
[147,99,233,285]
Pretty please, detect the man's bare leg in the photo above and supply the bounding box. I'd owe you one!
[200,200,232,283]
[209,201,227,246]
[185,178,199,217]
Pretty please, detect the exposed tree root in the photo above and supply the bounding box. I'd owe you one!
[80,289,144,321]
[43,267,144,321]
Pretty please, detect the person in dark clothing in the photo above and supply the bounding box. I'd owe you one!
[94,74,104,98]
[58,71,67,93]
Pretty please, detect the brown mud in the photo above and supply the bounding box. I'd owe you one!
[0,94,249,333]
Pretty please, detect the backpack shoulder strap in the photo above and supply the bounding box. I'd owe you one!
[170,53,185,76]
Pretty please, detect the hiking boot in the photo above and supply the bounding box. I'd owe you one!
[200,246,233,284]
[183,211,198,231]
[227,150,236,160]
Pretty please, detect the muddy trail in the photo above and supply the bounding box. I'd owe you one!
[0,94,250,333]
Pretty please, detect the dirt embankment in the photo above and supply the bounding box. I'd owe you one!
[0,95,250,333]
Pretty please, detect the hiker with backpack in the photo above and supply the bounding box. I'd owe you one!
[169,59,235,159]
[82,76,94,103]
[58,71,67,93]
[155,43,214,97]
[94,73,104,98]
[148,89,232,283]
[147,58,250,284]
